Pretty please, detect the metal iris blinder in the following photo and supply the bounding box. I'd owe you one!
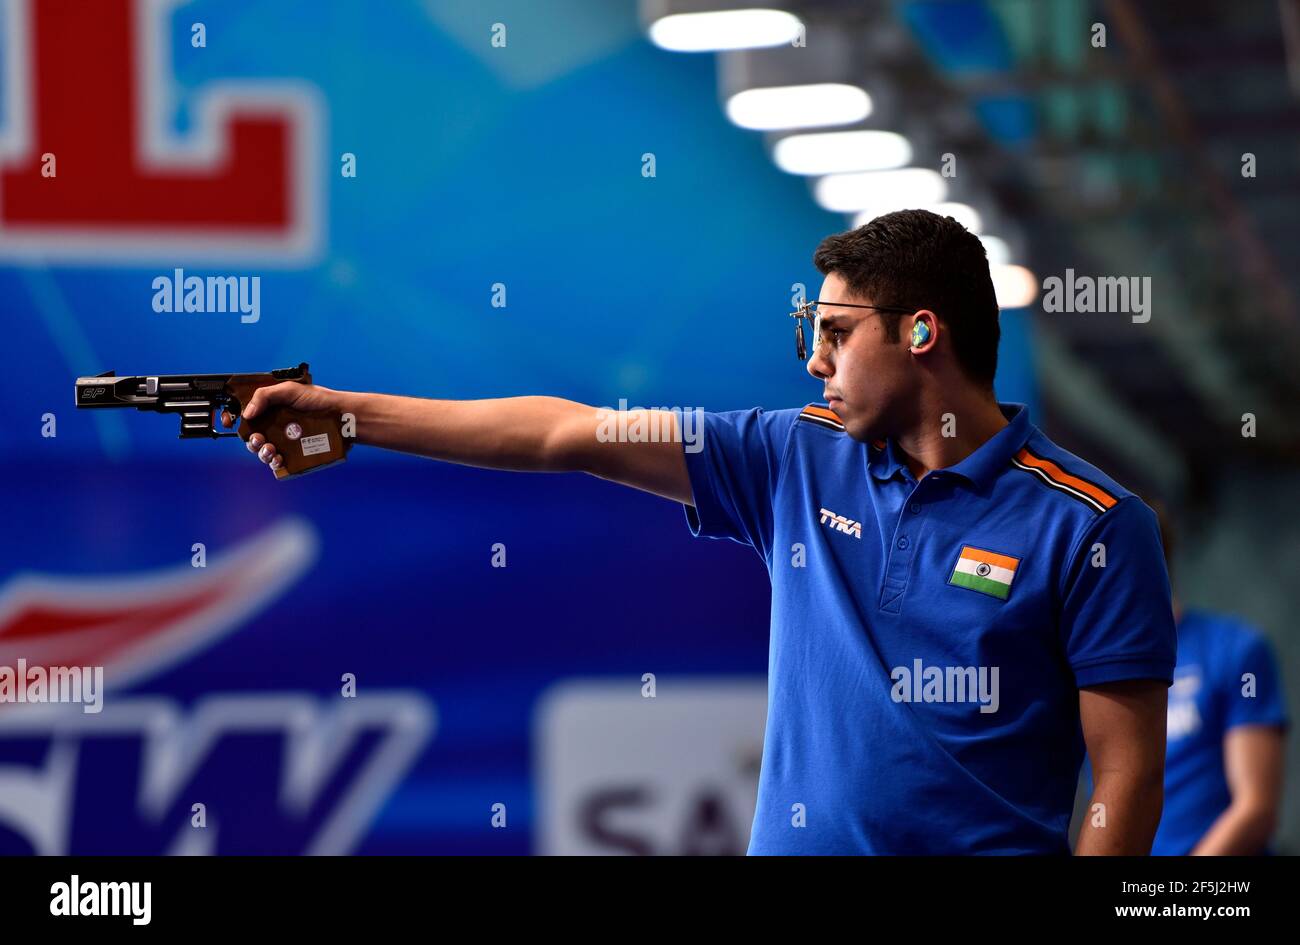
[791,298,820,362]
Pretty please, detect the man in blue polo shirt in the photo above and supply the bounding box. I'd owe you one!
[678,211,1176,854]
[232,209,1175,855]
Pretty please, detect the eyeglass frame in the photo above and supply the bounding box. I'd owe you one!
[790,298,917,361]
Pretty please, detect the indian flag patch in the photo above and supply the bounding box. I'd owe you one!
[948,546,1020,600]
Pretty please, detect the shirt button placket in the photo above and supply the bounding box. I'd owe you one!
[880,493,920,614]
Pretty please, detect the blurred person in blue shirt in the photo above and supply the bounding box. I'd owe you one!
[1151,506,1288,855]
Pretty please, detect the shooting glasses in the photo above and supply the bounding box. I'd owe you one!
[790,299,916,361]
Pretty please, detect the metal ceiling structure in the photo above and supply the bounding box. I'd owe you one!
[668,0,1300,502]
[902,0,1300,500]
[984,0,1300,499]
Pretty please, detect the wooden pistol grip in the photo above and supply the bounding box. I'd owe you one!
[237,405,350,480]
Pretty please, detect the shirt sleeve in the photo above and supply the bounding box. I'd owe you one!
[1059,496,1178,688]
[681,407,799,560]
[1221,627,1289,732]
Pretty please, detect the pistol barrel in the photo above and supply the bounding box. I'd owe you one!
[74,371,231,409]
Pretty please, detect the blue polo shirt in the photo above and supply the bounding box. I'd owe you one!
[681,401,1177,854]
[1152,610,1289,855]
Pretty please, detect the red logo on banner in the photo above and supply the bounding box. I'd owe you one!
[0,519,318,691]
[0,0,322,262]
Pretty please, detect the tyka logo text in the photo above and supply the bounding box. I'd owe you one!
[819,507,862,539]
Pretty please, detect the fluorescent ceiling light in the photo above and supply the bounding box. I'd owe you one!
[773,130,912,175]
[853,201,982,233]
[726,83,871,131]
[931,202,982,232]
[815,168,946,213]
[648,9,803,52]
[991,264,1038,308]
[979,235,1011,265]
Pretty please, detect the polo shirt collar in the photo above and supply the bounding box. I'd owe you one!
[867,437,905,481]
[868,403,1032,489]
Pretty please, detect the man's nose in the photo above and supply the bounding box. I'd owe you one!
[806,347,830,381]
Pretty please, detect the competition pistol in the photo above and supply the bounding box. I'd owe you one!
[74,362,349,479]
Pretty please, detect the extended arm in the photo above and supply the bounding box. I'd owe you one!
[222,383,694,504]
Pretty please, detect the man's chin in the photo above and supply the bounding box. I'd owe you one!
[833,408,883,444]
[843,422,875,443]
[837,412,872,443]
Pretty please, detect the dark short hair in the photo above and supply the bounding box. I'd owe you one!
[813,209,1000,387]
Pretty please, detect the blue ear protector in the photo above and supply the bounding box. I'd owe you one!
[910,320,931,347]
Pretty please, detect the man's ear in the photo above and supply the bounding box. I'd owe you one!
[909,310,938,351]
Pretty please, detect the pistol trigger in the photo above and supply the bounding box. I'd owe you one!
[220,396,242,431]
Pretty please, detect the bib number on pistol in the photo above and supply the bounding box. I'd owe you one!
[300,433,330,456]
